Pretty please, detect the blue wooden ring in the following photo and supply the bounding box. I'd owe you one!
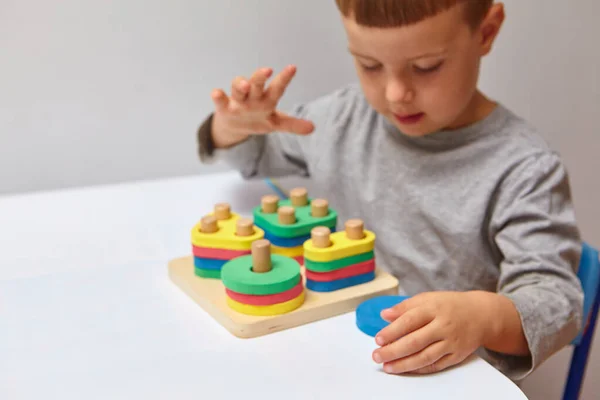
[194,257,228,270]
[306,271,375,292]
[355,295,410,337]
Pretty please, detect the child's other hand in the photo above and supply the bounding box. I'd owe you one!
[210,65,315,148]
[372,291,488,375]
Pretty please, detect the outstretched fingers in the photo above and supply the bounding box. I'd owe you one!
[271,111,314,135]
[231,76,250,103]
[248,67,273,101]
[265,65,297,102]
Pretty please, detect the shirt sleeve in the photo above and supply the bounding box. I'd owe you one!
[196,91,336,180]
[481,151,584,382]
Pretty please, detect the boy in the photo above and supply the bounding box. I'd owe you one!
[196,0,584,383]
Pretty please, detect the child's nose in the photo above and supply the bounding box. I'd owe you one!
[385,78,414,104]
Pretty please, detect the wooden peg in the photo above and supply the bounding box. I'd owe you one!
[311,199,329,217]
[278,206,296,225]
[290,187,308,207]
[235,218,254,237]
[261,195,279,214]
[251,239,272,273]
[311,227,331,248]
[214,203,231,220]
[200,215,218,233]
[345,219,365,240]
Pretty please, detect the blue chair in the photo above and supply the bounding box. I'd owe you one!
[563,242,600,400]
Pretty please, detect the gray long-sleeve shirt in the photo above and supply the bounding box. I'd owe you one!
[199,84,584,381]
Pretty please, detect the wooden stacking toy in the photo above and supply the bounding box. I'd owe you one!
[190,203,264,279]
[253,188,337,265]
[221,239,305,316]
[303,219,376,292]
[169,195,399,338]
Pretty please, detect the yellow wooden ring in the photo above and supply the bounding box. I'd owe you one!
[226,290,305,316]
[303,230,375,262]
[191,212,264,250]
[271,244,304,257]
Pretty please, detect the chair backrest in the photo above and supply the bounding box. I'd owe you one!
[572,242,600,346]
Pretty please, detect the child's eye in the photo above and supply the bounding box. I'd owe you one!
[361,64,382,72]
[414,61,444,74]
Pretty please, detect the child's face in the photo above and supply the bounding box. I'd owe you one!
[341,4,503,136]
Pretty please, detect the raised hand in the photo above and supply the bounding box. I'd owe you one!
[210,65,315,148]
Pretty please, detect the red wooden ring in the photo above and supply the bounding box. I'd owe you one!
[192,245,250,260]
[225,281,304,306]
[304,259,375,282]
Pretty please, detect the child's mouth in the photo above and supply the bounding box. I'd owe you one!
[394,112,425,125]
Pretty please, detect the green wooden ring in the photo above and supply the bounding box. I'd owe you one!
[194,267,221,279]
[221,254,302,295]
[252,198,337,238]
[304,251,375,272]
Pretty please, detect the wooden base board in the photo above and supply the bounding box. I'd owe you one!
[168,256,399,338]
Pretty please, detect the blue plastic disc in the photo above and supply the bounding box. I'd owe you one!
[355,295,409,337]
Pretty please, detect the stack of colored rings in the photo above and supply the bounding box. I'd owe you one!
[190,203,264,279]
[253,188,337,265]
[303,219,376,292]
[221,240,305,316]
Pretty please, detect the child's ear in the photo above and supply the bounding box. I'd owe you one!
[479,3,505,56]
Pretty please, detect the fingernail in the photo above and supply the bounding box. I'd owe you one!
[384,364,393,373]
[373,353,382,363]
[375,335,384,346]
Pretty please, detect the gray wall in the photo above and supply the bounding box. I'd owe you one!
[1,0,599,398]
[0,0,356,194]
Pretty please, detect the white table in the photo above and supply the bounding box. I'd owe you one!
[0,171,528,399]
